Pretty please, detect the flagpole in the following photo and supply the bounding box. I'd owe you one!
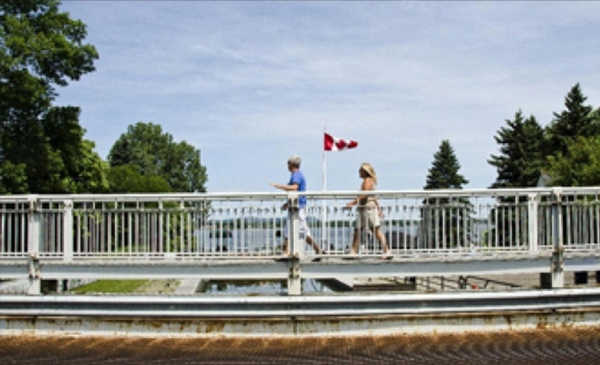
[323,128,327,192]
[321,127,327,251]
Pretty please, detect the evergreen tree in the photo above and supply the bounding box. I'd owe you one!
[545,83,597,158]
[542,87,599,248]
[487,111,545,247]
[424,140,468,190]
[422,140,471,249]
[488,110,545,188]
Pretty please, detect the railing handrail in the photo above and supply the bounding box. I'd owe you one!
[3,186,600,295]
[3,186,600,203]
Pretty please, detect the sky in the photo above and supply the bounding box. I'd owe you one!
[56,1,600,193]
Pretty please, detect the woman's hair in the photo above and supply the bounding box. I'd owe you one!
[360,162,377,184]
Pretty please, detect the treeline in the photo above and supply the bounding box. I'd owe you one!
[0,1,206,195]
[424,83,600,191]
[421,84,600,248]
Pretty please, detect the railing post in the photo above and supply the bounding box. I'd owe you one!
[528,193,539,252]
[287,193,302,296]
[63,200,73,262]
[550,189,564,288]
[27,196,42,295]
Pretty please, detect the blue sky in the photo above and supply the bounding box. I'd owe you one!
[57,1,600,193]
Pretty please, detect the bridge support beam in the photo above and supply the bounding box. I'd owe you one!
[544,247,564,288]
[550,189,564,288]
[27,197,42,296]
[287,193,302,296]
[288,259,301,296]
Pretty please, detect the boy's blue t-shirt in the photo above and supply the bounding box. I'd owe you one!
[288,170,307,207]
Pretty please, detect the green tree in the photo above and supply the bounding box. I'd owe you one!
[546,136,600,187]
[421,140,471,248]
[108,122,207,193]
[108,165,172,193]
[545,136,600,246]
[592,107,600,125]
[487,111,545,247]
[0,0,103,193]
[488,110,545,188]
[70,139,109,193]
[545,83,597,158]
[424,140,469,190]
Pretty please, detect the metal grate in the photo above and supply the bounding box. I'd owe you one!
[2,327,600,364]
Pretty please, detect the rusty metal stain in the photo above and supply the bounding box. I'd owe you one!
[4,308,600,338]
[3,327,600,364]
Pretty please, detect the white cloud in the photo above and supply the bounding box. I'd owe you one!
[57,1,600,192]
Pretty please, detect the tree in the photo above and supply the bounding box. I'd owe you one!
[545,83,597,158]
[424,140,469,190]
[540,87,600,249]
[108,165,172,193]
[544,136,600,247]
[592,107,600,125]
[108,122,207,193]
[421,140,471,248]
[488,111,545,188]
[546,136,600,187]
[0,0,102,193]
[487,111,546,247]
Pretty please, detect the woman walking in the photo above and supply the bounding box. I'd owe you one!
[345,163,392,259]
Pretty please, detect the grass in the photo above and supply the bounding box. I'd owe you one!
[72,280,148,294]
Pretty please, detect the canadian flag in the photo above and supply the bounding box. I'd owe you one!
[324,132,358,151]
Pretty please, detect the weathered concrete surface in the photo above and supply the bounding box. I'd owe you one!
[174,278,202,295]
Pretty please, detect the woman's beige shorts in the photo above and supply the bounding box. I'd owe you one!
[356,207,380,229]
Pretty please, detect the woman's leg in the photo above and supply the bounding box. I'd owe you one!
[282,238,289,255]
[375,227,391,255]
[350,228,360,254]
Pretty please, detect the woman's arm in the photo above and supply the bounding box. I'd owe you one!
[345,178,375,208]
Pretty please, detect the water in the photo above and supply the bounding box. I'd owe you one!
[199,279,337,295]
[196,226,418,254]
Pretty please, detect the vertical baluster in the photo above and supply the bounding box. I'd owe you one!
[63,200,73,262]
[27,196,41,295]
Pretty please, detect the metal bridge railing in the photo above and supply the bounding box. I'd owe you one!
[2,188,600,260]
[2,187,600,295]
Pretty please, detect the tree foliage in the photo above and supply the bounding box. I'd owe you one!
[422,140,471,248]
[108,122,207,193]
[546,136,600,187]
[488,110,545,188]
[592,107,600,125]
[108,165,172,193]
[0,0,103,193]
[424,140,468,190]
[545,83,597,158]
[487,113,544,246]
[488,84,599,189]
